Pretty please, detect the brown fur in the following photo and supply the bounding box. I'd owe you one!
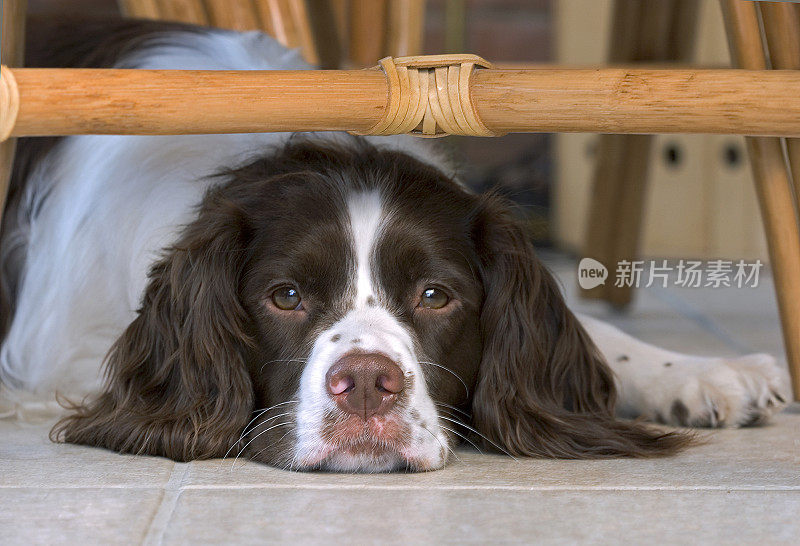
[52,139,691,463]
[470,195,692,457]
[52,185,256,460]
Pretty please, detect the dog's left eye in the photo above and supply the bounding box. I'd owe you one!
[419,287,449,309]
[271,287,303,311]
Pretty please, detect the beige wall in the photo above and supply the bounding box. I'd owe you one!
[554,0,768,261]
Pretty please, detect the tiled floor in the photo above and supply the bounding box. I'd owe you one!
[2,254,798,544]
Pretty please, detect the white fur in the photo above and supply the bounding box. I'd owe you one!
[0,29,310,401]
[579,314,790,427]
[349,191,383,305]
[293,191,446,471]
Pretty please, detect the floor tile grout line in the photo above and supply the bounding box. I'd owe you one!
[170,484,800,492]
[1,484,799,492]
[142,462,190,546]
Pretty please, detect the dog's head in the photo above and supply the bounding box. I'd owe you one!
[54,138,686,471]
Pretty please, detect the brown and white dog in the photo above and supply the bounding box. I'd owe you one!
[0,19,788,472]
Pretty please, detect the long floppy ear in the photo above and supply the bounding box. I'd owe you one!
[470,195,691,458]
[52,187,255,461]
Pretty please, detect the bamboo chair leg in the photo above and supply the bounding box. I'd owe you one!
[0,0,26,222]
[584,133,653,307]
[721,0,800,399]
[254,0,321,66]
[305,0,345,68]
[285,0,320,66]
[760,2,800,214]
[387,0,426,57]
[329,0,349,46]
[349,0,388,67]
[582,0,698,308]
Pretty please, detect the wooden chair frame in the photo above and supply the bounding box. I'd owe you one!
[1,0,800,398]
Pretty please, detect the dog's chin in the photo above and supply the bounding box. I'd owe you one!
[306,442,446,473]
[320,447,409,473]
[293,414,448,473]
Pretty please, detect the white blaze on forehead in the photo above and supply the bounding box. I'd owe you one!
[294,189,448,471]
[347,190,384,305]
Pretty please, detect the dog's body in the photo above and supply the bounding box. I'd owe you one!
[0,20,788,471]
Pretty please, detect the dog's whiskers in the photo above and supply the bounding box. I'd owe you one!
[418,361,469,398]
[434,401,472,419]
[245,410,294,433]
[248,427,296,467]
[259,358,308,374]
[232,421,293,469]
[436,408,478,434]
[235,411,294,453]
[420,423,461,464]
[224,400,298,459]
[250,429,294,470]
[438,415,518,461]
[437,424,483,455]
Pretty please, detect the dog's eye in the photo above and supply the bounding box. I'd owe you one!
[271,287,303,311]
[419,287,449,309]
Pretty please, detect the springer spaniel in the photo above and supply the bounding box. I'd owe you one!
[0,19,788,472]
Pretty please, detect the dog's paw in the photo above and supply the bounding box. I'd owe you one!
[652,353,789,428]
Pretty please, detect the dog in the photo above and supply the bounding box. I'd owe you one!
[0,18,788,472]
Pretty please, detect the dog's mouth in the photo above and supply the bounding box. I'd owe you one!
[330,437,404,461]
[325,412,409,441]
[298,413,441,472]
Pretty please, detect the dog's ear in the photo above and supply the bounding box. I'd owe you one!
[470,195,690,458]
[53,186,255,461]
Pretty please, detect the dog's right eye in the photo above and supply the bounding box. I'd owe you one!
[271,287,303,311]
[419,287,450,309]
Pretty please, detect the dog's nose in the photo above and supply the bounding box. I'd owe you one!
[326,353,404,420]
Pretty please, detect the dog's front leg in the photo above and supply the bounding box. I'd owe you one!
[577,313,790,427]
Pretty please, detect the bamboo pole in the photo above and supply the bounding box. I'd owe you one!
[329,0,350,53]
[286,0,320,66]
[760,2,800,215]
[254,0,320,66]
[470,68,800,135]
[305,0,344,68]
[583,0,658,307]
[349,0,387,67]
[6,69,386,136]
[256,0,294,46]
[387,0,426,57]
[6,66,800,138]
[721,0,800,399]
